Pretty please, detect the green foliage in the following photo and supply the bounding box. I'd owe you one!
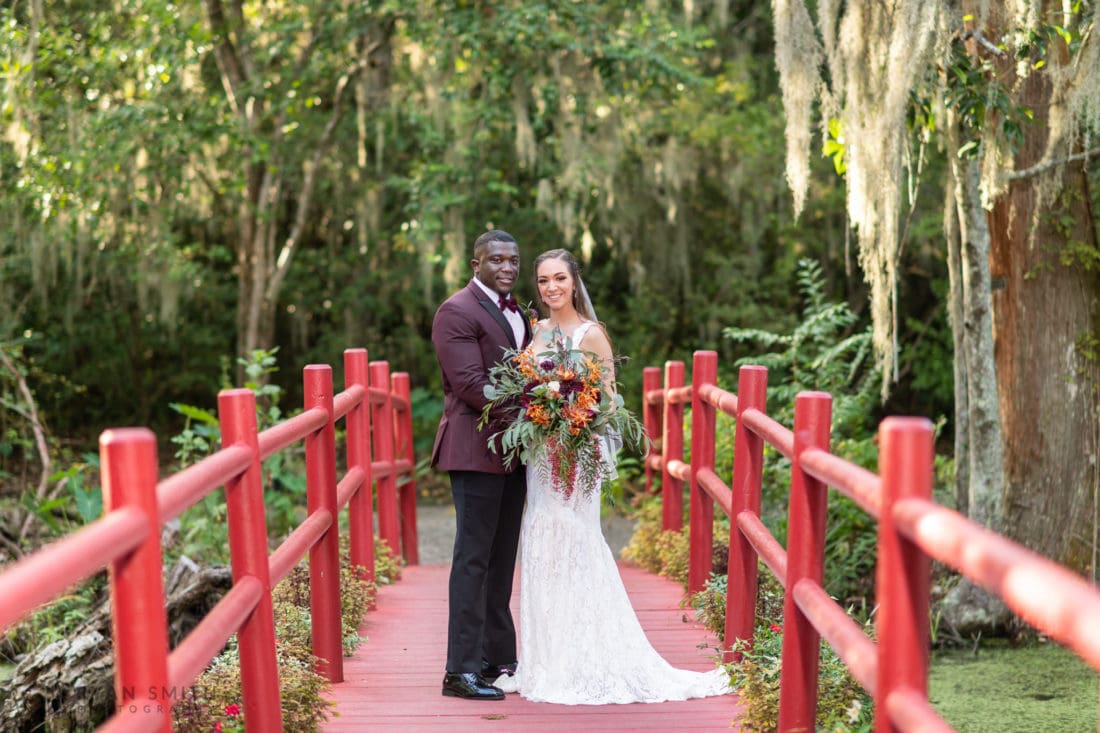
[0,342,106,536]
[173,641,332,733]
[169,349,307,561]
[691,571,729,640]
[724,258,879,438]
[622,494,729,590]
[693,558,876,730]
[175,527,386,731]
[690,565,787,645]
[58,452,102,523]
[726,581,875,733]
[823,118,847,175]
[373,535,403,586]
[621,498,689,586]
[408,387,444,459]
[718,259,885,610]
[729,624,874,733]
[942,36,1034,158]
[2,572,106,654]
[0,0,875,470]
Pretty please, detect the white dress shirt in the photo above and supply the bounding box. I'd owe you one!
[472,278,525,348]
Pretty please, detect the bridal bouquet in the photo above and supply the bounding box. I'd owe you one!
[479,329,644,497]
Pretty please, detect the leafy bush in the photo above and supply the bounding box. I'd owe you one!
[622,494,728,590]
[729,622,874,733]
[174,529,397,731]
[722,573,875,733]
[688,557,874,729]
[690,563,788,643]
[622,497,689,586]
[173,640,332,733]
[372,536,403,585]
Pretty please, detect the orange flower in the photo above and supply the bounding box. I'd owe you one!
[575,389,597,410]
[526,404,551,426]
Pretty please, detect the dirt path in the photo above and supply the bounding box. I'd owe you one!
[413,501,638,565]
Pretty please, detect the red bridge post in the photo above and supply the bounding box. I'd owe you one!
[393,372,419,565]
[661,360,685,532]
[876,417,934,733]
[100,428,171,732]
[778,391,832,732]
[642,366,662,494]
[688,351,718,595]
[726,365,768,661]
[218,388,283,732]
[370,361,401,555]
[344,349,376,588]
[304,365,344,682]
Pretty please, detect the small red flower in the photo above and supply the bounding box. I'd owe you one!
[213,723,223,732]
[769,624,782,633]
[224,704,241,717]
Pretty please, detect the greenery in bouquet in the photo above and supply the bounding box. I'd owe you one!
[479,328,644,496]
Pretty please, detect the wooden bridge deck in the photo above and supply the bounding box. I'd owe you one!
[323,562,742,731]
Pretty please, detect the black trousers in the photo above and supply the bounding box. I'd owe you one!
[446,469,527,674]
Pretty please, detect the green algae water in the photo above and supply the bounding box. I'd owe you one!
[929,642,1098,732]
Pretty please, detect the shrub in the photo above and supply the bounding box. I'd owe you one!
[729,623,873,733]
[373,535,403,585]
[691,563,786,642]
[174,532,395,731]
[622,495,731,590]
[724,578,874,733]
[174,641,333,733]
[621,500,666,573]
[692,572,728,640]
[621,498,691,587]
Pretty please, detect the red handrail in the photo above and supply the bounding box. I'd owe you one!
[661,361,686,532]
[642,350,1100,732]
[0,348,418,732]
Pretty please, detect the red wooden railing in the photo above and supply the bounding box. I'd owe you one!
[0,348,418,732]
[643,352,1100,733]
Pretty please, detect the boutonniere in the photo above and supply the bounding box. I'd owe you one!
[518,300,539,329]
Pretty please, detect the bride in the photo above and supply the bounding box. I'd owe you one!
[493,248,731,705]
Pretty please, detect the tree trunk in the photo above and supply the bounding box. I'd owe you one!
[959,0,1100,571]
[943,98,1006,527]
[940,112,1014,636]
[988,66,1100,570]
[955,153,1005,531]
[943,137,969,516]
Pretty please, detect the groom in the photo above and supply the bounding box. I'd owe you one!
[431,229,531,700]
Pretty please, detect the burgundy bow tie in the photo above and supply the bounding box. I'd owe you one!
[498,295,519,314]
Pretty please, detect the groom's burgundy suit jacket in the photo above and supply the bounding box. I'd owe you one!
[431,280,532,474]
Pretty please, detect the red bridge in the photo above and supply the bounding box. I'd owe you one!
[1,347,1098,731]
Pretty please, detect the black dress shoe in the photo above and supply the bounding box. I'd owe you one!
[442,672,505,700]
[479,661,518,680]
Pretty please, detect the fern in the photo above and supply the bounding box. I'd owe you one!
[723,257,879,439]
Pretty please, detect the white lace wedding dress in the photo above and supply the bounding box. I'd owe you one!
[495,322,731,705]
